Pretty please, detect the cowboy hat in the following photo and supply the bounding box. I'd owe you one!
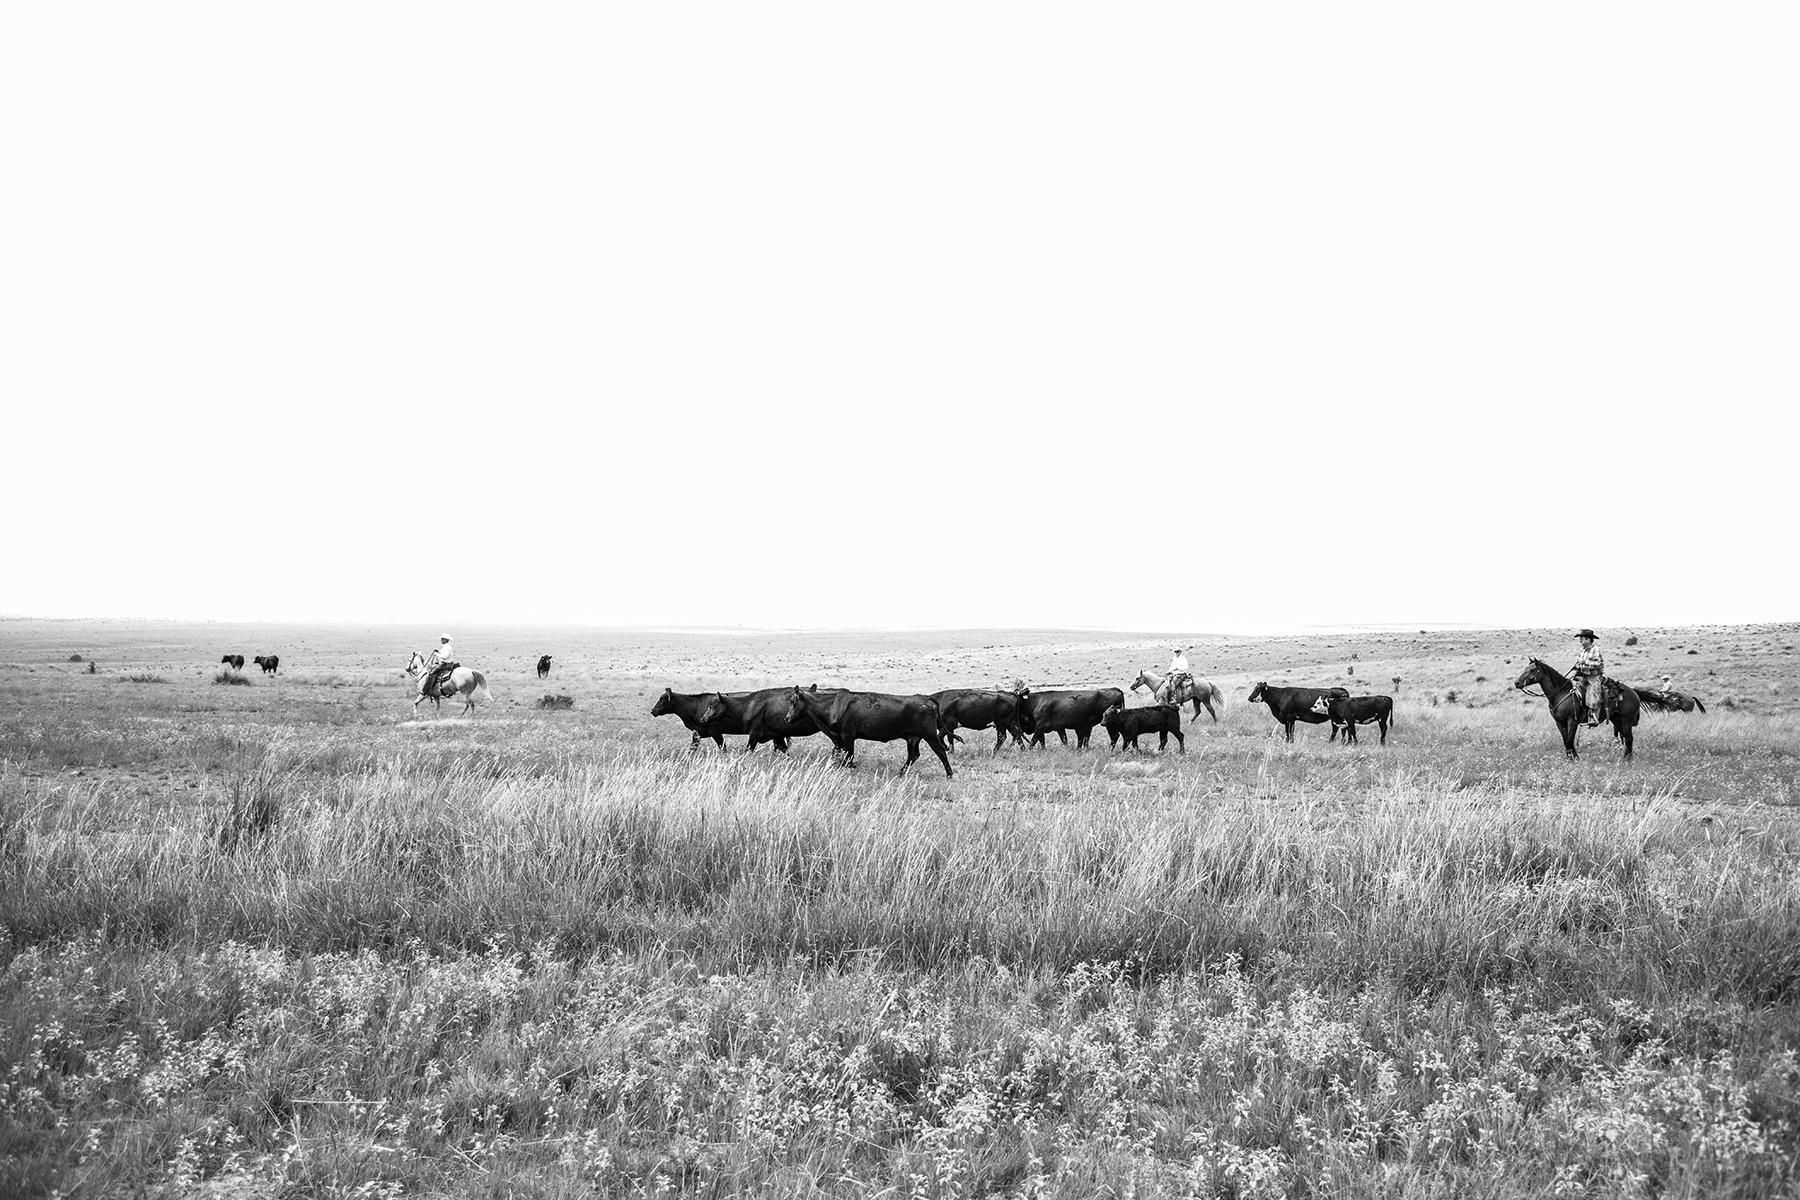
[1575,629,1599,640]
[440,634,453,642]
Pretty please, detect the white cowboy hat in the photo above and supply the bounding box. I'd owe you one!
[440,634,453,642]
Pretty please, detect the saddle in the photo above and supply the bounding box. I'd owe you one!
[425,662,459,696]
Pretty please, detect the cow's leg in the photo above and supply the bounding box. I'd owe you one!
[925,732,953,777]
[1379,718,1388,746]
[841,738,857,768]
[1158,730,1168,752]
[900,737,919,775]
[710,733,726,750]
[993,726,1006,756]
[1075,726,1092,750]
[1283,720,1295,743]
[1057,730,1070,747]
[1173,728,1185,754]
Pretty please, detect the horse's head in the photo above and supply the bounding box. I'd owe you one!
[1129,671,1150,692]
[1513,659,1544,691]
[403,651,424,675]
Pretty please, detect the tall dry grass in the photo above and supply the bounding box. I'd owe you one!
[3,670,1799,1196]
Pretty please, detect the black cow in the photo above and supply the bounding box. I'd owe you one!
[1326,695,1394,745]
[790,687,952,776]
[705,686,846,754]
[537,655,553,679]
[1247,683,1351,742]
[253,655,279,675]
[1102,704,1184,753]
[930,689,1028,754]
[1017,688,1126,750]
[220,655,244,670]
[652,687,762,750]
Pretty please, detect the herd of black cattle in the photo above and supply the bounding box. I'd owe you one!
[650,682,1397,778]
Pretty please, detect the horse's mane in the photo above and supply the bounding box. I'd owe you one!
[1529,657,1572,689]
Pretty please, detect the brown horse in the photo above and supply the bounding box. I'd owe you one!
[1513,658,1639,760]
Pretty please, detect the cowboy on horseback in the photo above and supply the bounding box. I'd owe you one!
[424,634,459,699]
[1165,646,1193,705]
[1570,628,1607,727]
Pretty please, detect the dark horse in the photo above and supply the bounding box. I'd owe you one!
[1513,658,1639,760]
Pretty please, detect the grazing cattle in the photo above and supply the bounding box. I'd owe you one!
[703,686,846,754]
[1326,695,1394,745]
[790,687,952,776]
[930,688,1028,754]
[652,687,761,750]
[220,654,245,671]
[1102,704,1184,753]
[1017,688,1126,750]
[537,655,553,679]
[1247,683,1351,742]
[252,655,279,674]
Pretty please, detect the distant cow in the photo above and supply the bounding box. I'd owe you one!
[790,686,952,776]
[220,655,245,671]
[1326,695,1394,745]
[930,688,1027,754]
[1247,683,1352,742]
[1017,688,1126,750]
[652,687,760,750]
[537,655,553,679]
[253,655,279,675]
[1102,704,1184,753]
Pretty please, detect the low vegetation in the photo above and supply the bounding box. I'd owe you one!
[2,622,1797,1196]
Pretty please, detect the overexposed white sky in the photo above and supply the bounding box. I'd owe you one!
[4,4,1794,633]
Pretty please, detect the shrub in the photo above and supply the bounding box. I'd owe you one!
[124,673,166,684]
[537,694,575,710]
[1625,635,1640,646]
[212,669,253,686]
[66,653,84,662]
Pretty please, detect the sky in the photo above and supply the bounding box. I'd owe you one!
[3,4,1795,635]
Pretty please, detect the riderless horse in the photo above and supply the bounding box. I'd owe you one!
[404,650,489,717]
[1130,668,1226,722]
[1513,657,1639,760]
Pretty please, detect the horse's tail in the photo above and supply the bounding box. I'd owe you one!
[470,670,491,700]
[1693,696,1706,713]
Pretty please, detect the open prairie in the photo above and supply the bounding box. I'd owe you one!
[3,618,1799,1198]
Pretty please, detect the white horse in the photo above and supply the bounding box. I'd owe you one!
[404,650,490,717]
[1130,668,1226,722]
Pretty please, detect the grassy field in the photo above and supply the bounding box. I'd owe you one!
[3,618,1798,1197]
